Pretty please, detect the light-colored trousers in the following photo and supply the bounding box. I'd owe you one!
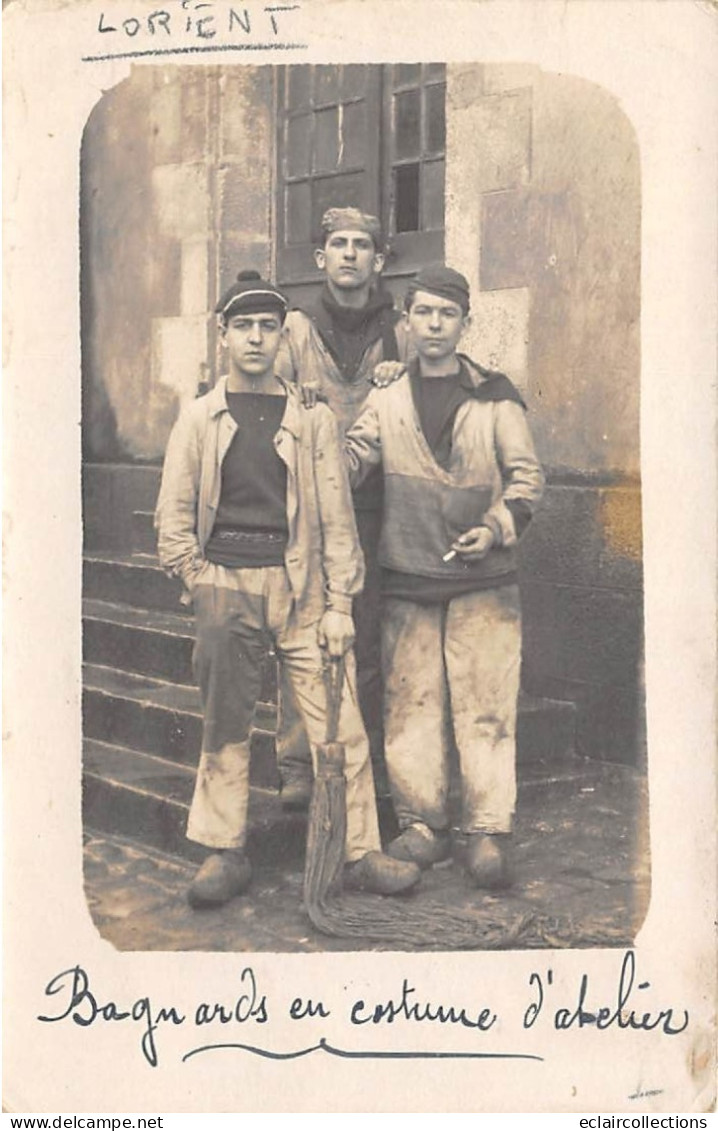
[186,563,381,863]
[382,585,521,836]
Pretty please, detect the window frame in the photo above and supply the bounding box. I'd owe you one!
[275,63,446,290]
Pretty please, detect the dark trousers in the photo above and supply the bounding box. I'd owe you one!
[275,506,385,779]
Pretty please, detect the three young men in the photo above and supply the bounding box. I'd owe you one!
[345,265,544,889]
[155,270,421,906]
[155,231,544,908]
[274,207,410,804]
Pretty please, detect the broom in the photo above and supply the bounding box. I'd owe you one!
[301,656,604,950]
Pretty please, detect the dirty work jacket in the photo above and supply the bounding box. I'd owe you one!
[275,308,412,438]
[344,358,544,587]
[154,376,364,623]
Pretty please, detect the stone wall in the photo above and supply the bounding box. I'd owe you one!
[81,62,645,764]
[446,64,643,763]
[81,64,273,462]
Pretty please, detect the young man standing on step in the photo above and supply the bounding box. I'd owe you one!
[345,265,544,890]
[155,270,421,907]
[274,206,410,809]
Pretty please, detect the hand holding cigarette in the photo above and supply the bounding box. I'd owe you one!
[443,526,496,563]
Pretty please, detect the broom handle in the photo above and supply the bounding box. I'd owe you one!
[323,654,345,746]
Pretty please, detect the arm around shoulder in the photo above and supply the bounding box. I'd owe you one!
[344,391,383,487]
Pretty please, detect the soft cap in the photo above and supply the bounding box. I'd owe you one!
[406,264,471,315]
[320,207,384,250]
[216,270,288,322]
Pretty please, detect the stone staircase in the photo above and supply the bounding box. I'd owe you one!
[81,462,582,866]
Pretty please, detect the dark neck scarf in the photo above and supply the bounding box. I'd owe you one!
[409,357,527,468]
[301,284,399,381]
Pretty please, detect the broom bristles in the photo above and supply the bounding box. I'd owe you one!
[301,660,623,950]
[302,741,627,950]
[303,741,535,950]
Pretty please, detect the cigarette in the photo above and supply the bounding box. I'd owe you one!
[442,549,457,562]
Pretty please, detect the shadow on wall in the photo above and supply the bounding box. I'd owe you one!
[80,65,273,462]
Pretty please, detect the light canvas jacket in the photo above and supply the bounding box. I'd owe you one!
[154,376,364,622]
[344,357,544,585]
[275,308,412,437]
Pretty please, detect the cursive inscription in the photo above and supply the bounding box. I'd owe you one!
[37,965,186,1067]
[524,951,689,1035]
[350,978,497,1031]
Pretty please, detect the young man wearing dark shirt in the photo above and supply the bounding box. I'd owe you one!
[155,271,420,906]
[345,265,544,889]
[274,207,410,806]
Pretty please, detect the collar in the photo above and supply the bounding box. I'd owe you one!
[300,284,400,352]
[207,374,303,435]
[408,355,526,408]
[319,282,395,328]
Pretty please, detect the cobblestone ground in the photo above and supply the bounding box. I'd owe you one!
[83,761,650,953]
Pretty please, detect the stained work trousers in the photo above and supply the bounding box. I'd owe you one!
[275,506,384,777]
[186,563,380,862]
[382,584,521,836]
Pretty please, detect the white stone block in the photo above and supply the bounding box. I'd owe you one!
[152,163,209,240]
[180,239,209,316]
[466,287,530,387]
[152,315,210,403]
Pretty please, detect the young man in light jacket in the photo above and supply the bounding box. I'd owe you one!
[273,207,411,807]
[345,265,545,889]
[155,270,421,907]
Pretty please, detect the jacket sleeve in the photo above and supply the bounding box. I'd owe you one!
[154,403,206,592]
[393,319,416,366]
[274,314,300,385]
[275,310,321,388]
[343,390,384,489]
[311,405,365,616]
[481,401,545,548]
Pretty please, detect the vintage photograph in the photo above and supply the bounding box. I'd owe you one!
[79,61,647,953]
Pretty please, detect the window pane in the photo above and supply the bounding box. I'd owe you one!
[340,101,367,169]
[286,181,311,244]
[421,159,445,230]
[425,83,446,154]
[314,65,342,105]
[313,107,339,173]
[394,163,420,233]
[286,114,311,177]
[287,65,311,109]
[342,65,367,100]
[394,89,421,160]
[394,63,421,87]
[312,173,367,240]
[425,62,446,80]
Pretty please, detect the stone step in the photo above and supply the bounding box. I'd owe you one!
[132,510,157,556]
[83,649,576,772]
[83,463,161,554]
[82,738,307,866]
[83,663,279,788]
[82,598,278,696]
[516,691,577,773]
[84,551,184,613]
[83,598,196,685]
[82,731,592,869]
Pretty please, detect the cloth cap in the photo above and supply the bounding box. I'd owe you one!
[216,270,288,322]
[320,207,384,250]
[406,264,471,314]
